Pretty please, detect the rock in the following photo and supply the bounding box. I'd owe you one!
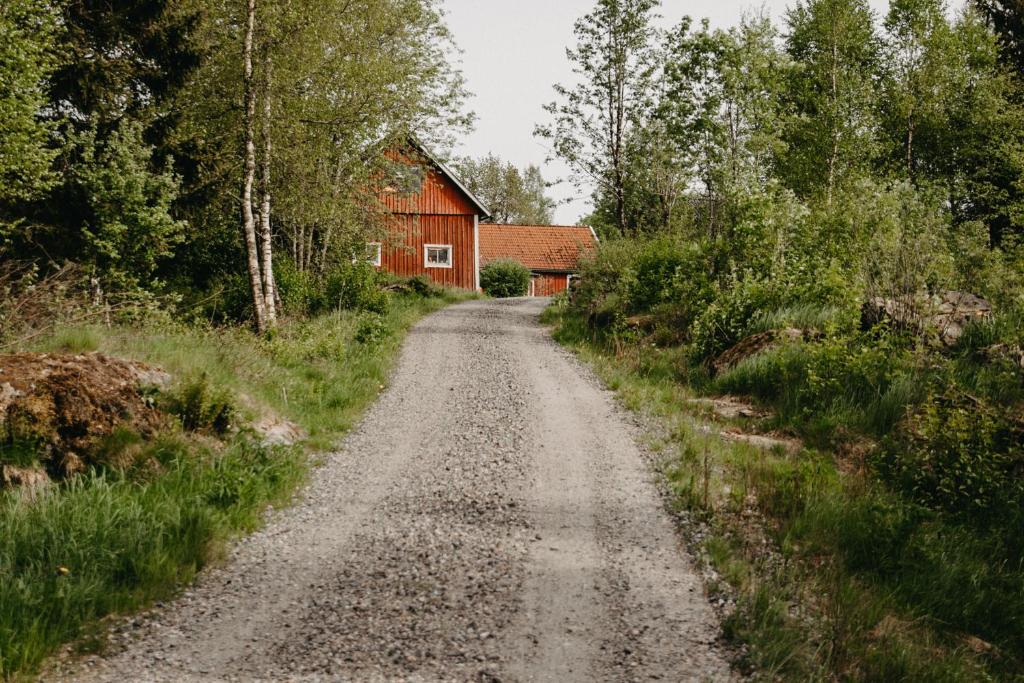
[984,343,1024,370]
[253,415,307,446]
[861,290,992,346]
[933,290,992,345]
[623,314,656,332]
[687,396,767,420]
[711,328,802,375]
[720,429,802,455]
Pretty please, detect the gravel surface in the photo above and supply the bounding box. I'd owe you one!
[58,298,734,682]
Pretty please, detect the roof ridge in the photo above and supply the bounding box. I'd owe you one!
[481,223,592,229]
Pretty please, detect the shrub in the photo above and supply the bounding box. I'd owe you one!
[273,259,321,315]
[402,275,443,298]
[480,259,530,298]
[324,262,389,314]
[690,274,779,362]
[877,380,1024,519]
[164,374,235,434]
[354,313,389,345]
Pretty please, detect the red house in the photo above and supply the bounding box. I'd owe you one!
[480,223,599,296]
[375,140,490,290]
[374,140,598,295]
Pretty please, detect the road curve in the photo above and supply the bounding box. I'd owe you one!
[62,298,733,682]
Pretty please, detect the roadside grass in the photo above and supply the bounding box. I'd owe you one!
[544,306,1015,681]
[0,289,470,678]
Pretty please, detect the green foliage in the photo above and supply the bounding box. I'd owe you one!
[780,0,880,199]
[454,155,555,224]
[535,0,661,235]
[480,259,530,298]
[878,379,1024,518]
[690,275,778,362]
[69,121,186,289]
[324,262,390,314]
[354,313,389,345]
[164,374,236,435]
[0,0,58,213]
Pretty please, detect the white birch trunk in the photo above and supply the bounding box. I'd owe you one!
[242,0,268,333]
[260,49,277,325]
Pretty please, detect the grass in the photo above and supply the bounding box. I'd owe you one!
[545,304,1018,681]
[0,288,470,678]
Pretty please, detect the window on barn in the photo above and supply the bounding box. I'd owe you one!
[366,242,382,267]
[424,244,453,269]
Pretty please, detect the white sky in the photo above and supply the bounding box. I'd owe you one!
[440,0,892,224]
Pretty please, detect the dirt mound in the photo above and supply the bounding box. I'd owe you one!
[0,352,171,484]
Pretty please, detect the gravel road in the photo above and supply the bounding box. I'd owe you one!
[62,298,733,682]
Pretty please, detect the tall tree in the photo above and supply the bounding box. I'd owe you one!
[455,155,556,224]
[536,0,660,236]
[781,0,880,203]
[241,0,268,332]
[880,0,955,180]
[0,0,59,226]
[657,18,727,235]
[974,0,1024,73]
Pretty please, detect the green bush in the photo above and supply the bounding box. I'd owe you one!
[480,258,530,297]
[273,258,322,315]
[324,261,390,314]
[877,380,1024,519]
[690,275,779,362]
[164,373,235,434]
[354,313,389,345]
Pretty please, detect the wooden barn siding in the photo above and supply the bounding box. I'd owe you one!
[531,273,569,297]
[380,214,476,290]
[379,168,476,216]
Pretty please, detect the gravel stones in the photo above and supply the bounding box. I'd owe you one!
[58,299,734,682]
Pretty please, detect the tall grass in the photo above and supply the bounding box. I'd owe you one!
[0,437,304,675]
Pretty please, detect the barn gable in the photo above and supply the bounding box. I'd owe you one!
[374,139,488,291]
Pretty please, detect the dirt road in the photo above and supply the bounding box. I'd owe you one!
[65,299,733,682]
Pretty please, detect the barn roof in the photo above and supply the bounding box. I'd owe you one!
[407,137,491,219]
[479,223,599,273]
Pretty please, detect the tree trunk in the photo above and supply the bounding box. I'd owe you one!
[906,112,915,180]
[242,0,267,333]
[827,28,839,206]
[259,48,277,325]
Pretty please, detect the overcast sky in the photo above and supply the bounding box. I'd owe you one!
[440,0,894,224]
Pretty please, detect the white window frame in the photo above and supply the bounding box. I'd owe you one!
[366,242,382,267]
[424,243,453,269]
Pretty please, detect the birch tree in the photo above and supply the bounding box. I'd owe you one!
[536,0,660,236]
[781,0,880,203]
[241,0,268,332]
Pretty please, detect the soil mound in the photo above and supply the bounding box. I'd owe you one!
[0,352,171,484]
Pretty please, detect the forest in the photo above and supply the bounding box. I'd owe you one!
[542,0,1024,678]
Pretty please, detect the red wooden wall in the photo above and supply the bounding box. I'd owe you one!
[380,214,476,290]
[377,163,479,290]
[530,273,570,297]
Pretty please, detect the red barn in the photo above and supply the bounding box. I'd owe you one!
[375,140,490,290]
[479,223,599,296]
[373,140,599,296]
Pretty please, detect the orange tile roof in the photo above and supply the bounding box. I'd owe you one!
[479,224,598,272]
